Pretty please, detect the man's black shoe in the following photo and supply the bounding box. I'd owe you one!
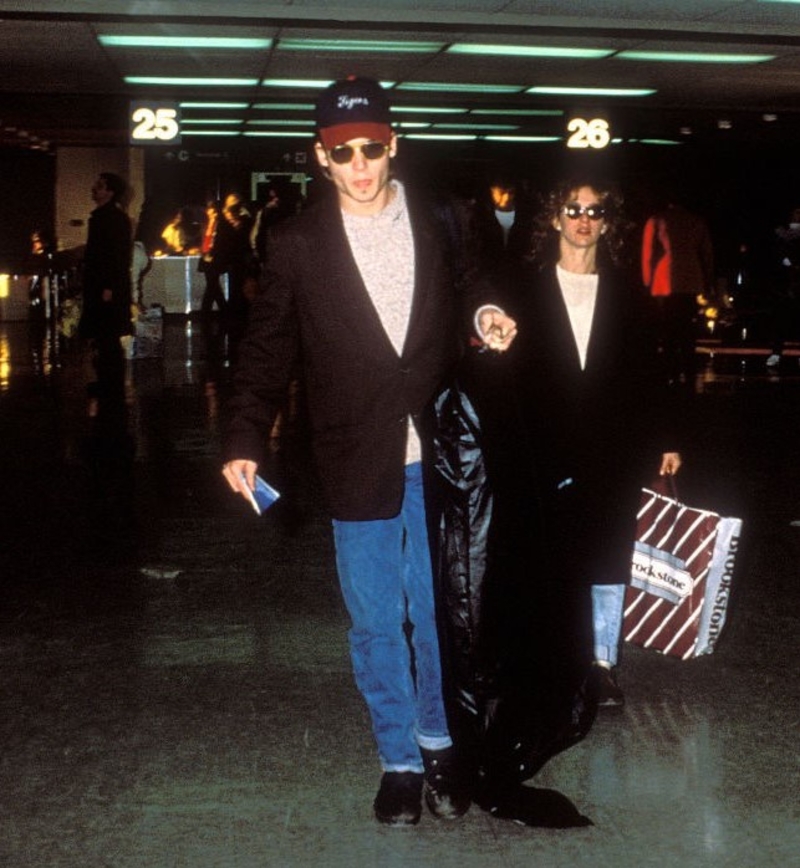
[421,747,471,820]
[373,772,423,826]
[592,663,624,708]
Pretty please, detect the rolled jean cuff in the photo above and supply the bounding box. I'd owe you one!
[416,733,453,751]
[383,763,424,774]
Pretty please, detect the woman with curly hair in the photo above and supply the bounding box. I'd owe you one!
[434,178,681,826]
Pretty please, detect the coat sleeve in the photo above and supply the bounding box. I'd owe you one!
[223,229,302,465]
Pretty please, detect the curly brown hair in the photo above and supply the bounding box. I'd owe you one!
[529,178,633,269]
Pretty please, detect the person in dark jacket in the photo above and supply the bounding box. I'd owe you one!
[222,77,478,827]
[78,172,132,407]
[435,178,681,826]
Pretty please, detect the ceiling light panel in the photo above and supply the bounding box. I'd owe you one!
[448,44,613,59]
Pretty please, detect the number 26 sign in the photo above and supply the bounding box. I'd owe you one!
[566,117,611,149]
[129,102,181,145]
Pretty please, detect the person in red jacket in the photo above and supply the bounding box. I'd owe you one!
[641,199,714,385]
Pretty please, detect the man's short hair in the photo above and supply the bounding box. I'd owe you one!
[100,172,127,203]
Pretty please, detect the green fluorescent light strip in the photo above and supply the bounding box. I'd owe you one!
[180,102,250,109]
[637,139,682,145]
[485,135,562,143]
[391,106,466,114]
[618,50,774,63]
[252,103,315,111]
[402,133,477,140]
[278,38,443,53]
[396,122,431,128]
[182,130,242,136]
[396,82,523,94]
[126,76,258,86]
[243,131,315,138]
[261,78,333,88]
[246,119,315,126]
[449,44,612,59]
[471,108,564,117]
[433,123,519,131]
[100,35,271,49]
[182,119,244,125]
[527,86,656,96]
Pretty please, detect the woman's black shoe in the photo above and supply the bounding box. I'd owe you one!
[421,747,471,819]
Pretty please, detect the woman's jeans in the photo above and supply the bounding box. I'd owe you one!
[333,462,451,772]
[591,583,626,666]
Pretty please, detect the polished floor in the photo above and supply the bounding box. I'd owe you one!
[1,316,798,868]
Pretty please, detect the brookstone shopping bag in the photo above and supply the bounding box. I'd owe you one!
[623,485,742,659]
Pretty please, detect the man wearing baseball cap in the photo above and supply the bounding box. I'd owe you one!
[223,76,482,825]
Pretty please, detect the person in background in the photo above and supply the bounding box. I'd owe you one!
[78,172,133,411]
[198,199,227,317]
[765,205,800,369]
[641,196,715,385]
[160,207,192,255]
[222,76,473,827]
[469,174,535,269]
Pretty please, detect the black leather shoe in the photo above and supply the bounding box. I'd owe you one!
[373,772,423,826]
[421,747,471,820]
[592,663,624,708]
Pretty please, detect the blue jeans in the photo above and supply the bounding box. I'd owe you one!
[591,584,626,666]
[332,462,451,772]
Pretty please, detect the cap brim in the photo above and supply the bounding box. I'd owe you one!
[318,122,392,151]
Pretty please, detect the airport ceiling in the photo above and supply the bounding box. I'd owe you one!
[1,0,800,153]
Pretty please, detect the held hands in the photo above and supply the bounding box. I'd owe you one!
[478,308,518,353]
[222,459,259,500]
[659,452,682,477]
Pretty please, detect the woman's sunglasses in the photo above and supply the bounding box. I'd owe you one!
[563,202,606,220]
[328,141,389,165]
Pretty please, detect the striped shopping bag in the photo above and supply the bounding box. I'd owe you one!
[623,485,741,659]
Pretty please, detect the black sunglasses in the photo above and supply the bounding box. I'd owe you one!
[328,141,389,165]
[563,202,606,220]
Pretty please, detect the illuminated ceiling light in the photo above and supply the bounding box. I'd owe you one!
[391,106,466,114]
[278,38,443,53]
[243,131,315,137]
[449,44,613,59]
[252,103,315,111]
[527,86,656,96]
[181,130,242,136]
[246,119,315,126]
[484,135,562,142]
[637,139,682,145]
[680,126,693,136]
[471,108,564,116]
[262,78,335,88]
[100,35,272,49]
[180,102,250,109]
[397,82,524,94]
[763,113,778,122]
[396,122,431,128]
[432,123,519,131]
[618,50,774,63]
[717,119,733,129]
[182,118,244,125]
[125,76,258,86]
[402,133,478,140]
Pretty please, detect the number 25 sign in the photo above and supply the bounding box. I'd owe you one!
[566,117,611,149]
[129,102,181,145]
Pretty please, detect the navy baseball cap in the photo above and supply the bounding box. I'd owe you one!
[315,76,392,150]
